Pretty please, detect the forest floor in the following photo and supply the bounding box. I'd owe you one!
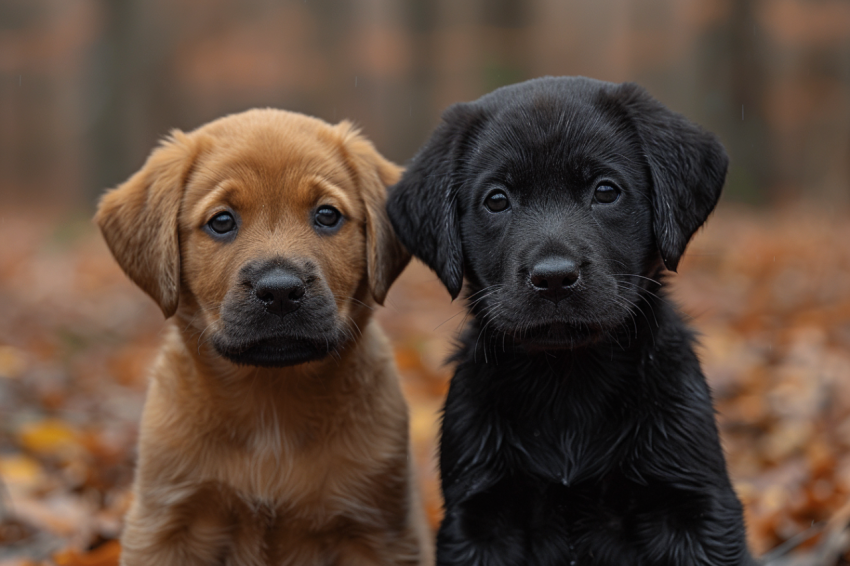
[0,203,849,565]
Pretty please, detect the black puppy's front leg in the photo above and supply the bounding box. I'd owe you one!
[622,390,756,565]
[629,485,755,566]
[438,372,534,566]
[437,486,529,566]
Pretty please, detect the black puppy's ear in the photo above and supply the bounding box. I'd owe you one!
[386,103,480,299]
[616,83,728,272]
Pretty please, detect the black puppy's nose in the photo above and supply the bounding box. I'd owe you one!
[529,257,580,303]
[254,269,306,317]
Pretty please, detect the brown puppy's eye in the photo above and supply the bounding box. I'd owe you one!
[315,205,342,229]
[208,212,237,234]
[593,184,620,204]
[485,190,510,213]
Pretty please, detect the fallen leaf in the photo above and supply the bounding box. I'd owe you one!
[0,454,45,492]
[53,540,121,566]
[0,345,27,379]
[17,420,81,460]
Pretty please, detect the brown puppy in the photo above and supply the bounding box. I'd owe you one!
[95,109,431,566]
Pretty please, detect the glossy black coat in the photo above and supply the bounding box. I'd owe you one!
[388,77,755,565]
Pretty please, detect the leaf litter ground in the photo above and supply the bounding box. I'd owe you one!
[0,204,848,565]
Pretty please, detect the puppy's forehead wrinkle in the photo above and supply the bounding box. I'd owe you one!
[473,129,640,195]
[490,98,594,143]
[196,132,353,182]
[309,176,360,218]
[191,182,242,220]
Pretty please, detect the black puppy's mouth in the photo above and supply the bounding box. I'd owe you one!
[211,335,339,368]
[506,322,604,350]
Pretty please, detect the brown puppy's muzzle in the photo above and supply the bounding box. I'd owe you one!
[210,257,346,368]
[252,266,307,318]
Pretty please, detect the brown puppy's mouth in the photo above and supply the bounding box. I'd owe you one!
[210,259,352,368]
[211,334,341,368]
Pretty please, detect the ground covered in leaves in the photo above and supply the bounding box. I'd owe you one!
[0,203,849,565]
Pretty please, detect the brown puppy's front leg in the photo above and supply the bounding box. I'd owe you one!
[338,524,428,566]
[120,491,232,566]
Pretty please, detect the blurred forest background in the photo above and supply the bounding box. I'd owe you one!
[1,0,850,564]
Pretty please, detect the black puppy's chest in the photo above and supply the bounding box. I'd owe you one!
[442,351,719,564]
[476,470,706,565]
[454,348,649,483]
[477,369,668,517]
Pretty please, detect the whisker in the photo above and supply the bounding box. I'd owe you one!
[344,296,375,312]
[466,284,503,302]
[613,273,662,287]
[433,309,467,332]
[344,314,363,338]
[437,285,504,333]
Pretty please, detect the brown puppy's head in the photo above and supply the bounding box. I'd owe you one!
[96,109,409,367]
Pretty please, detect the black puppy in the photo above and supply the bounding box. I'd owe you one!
[387,77,755,565]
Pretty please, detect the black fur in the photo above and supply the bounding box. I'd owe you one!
[387,77,755,565]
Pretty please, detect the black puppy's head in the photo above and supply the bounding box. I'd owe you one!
[388,77,727,348]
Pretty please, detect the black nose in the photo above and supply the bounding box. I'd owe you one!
[529,257,580,303]
[254,269,306,317]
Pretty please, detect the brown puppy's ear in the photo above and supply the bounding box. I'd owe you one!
[336,122,411,305]
[95,131,201,318]
[615,82,728,272]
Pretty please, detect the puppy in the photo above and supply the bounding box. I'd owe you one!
[96,109,433,566]
[387,77,755,565]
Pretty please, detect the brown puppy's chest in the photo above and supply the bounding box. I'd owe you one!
[127,327,415,565]
[174,477,399,565]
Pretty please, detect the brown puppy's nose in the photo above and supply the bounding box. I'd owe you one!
[254,269,306,317]
[529,257,580,303]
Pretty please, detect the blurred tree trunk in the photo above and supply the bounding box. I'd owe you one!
[692,0,771,203]
[87,0,182,205]
[87,0,135,203]
[722,0,770,202]
[480,0,529,92]
[402,0,438,159]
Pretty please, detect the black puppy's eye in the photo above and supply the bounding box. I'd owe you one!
[593,184,620,204]
[208,212,237,234]
[315,205,342,228]
[484,190,510,213]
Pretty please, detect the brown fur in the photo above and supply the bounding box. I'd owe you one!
[95,109,431,566]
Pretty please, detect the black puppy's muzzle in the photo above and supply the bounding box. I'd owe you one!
[528,256,581,304]
[252,268,307,317]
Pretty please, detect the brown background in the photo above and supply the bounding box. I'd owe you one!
[1,1,850,565]
[1,0,849,208]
